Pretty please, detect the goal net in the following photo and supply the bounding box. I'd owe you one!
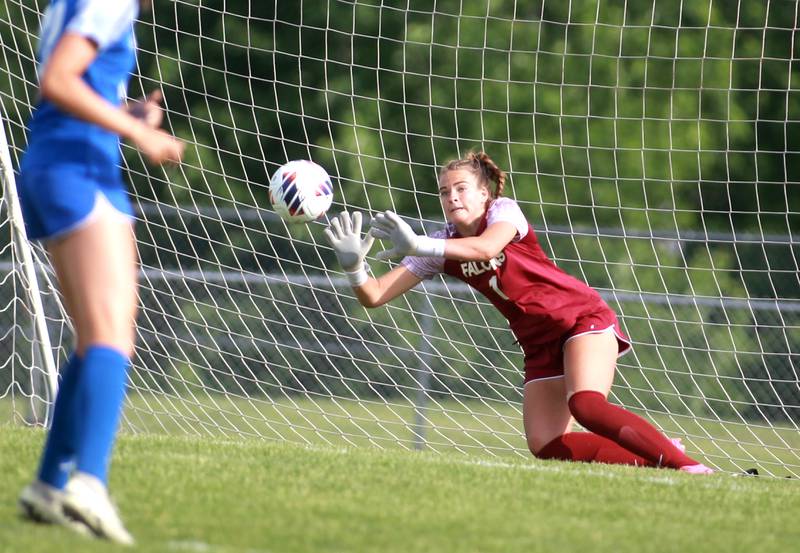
[1,0,798,477]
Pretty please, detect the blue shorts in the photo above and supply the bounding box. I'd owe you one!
[16,165,133,241]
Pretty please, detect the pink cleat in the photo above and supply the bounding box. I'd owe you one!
[679,463,714,475]
[671,438,713,473]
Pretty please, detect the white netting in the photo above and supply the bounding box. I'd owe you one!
[1,0,798,476]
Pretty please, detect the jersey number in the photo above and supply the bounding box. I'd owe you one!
[488,275,509,301]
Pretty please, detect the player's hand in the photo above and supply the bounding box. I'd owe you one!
[323,211,375,271]
[127,89,165,129]
[369,210,420,260]
[132,126,185,165]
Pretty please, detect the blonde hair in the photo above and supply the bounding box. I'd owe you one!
[439,151,506,198]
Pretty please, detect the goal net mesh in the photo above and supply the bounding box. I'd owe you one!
[1,0,798,476]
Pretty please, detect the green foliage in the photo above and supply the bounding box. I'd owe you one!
[121,1,800,224]
[1,2,798,423]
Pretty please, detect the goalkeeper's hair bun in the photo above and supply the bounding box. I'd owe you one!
[440,150,507,198]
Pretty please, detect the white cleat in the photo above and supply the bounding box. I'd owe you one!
[19,481,91,536]
[62,472,134,546]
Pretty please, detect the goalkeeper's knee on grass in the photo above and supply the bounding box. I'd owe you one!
[532,391,714,473]
[565,390,699,469]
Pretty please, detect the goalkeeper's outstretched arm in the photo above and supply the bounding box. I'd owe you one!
[324,211,422,307]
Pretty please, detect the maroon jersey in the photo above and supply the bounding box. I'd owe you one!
[402,198,611,347]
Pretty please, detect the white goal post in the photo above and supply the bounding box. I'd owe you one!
[1,0,798,477]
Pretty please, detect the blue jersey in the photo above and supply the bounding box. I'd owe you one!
[21,0,139,175]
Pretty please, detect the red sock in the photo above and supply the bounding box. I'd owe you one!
[568,390,698,469]
[537,432,653,466]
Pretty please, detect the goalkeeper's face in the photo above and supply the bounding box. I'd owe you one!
[438,169,490,230]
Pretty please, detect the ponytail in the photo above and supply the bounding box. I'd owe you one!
[440,150,506,198]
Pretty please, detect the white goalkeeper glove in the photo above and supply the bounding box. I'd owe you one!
[369,210,446,260]
[323,211,375,287]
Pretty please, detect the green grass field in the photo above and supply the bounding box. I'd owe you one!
[1,424,798,553]
[6,393,800,477]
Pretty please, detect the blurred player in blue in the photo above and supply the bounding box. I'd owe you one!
[17,0,183,544]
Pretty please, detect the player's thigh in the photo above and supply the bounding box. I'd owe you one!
[48,202,138,355]
[522,376,573,454]
[563,330,618,399]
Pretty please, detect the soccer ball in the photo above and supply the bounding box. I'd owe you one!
[269,160,334,223]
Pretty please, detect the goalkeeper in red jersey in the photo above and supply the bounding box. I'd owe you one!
[324,151,713,473]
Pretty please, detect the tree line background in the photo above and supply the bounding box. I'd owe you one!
[1,1,798,426]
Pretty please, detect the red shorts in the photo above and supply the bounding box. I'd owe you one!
[522,309,632,384]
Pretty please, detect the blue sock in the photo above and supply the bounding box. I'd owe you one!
[75,345,129,484]
[38,354,82,489]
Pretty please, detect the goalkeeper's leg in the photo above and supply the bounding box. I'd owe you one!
[562,331,712,472]
[524,376,652,465]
